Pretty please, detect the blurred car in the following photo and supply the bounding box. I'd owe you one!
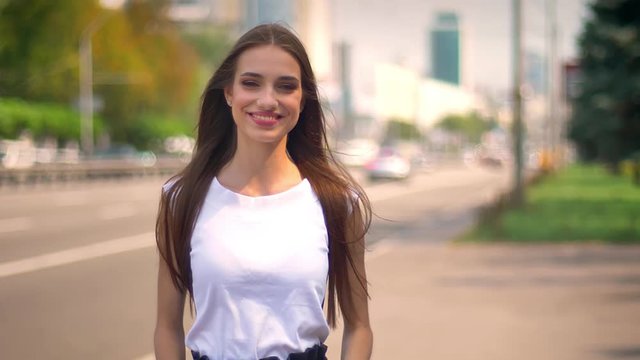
[334,139,379,167]
[364,147,412,180]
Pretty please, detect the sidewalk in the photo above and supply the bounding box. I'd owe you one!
[325,241,640,360]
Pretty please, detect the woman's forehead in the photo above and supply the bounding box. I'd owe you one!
[235,45,301,79]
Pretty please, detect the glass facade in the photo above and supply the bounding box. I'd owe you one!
[430,12,460,85]
[245,0,294,29]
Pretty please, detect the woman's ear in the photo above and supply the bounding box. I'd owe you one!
[224,87,233,107]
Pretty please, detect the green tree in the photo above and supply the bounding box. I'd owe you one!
[0,0,205,147]
[0,98,104,142]
[182,25,232,68]
[91,0,200,143]
[382,118,422,144]
[128,112,194,151]
[435,111,496,144]
[568,0,640,166]
[0,0,89,102]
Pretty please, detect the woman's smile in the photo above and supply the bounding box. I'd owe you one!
[249,111,282,127]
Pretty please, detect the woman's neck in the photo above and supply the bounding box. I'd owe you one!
[217,137,302,196]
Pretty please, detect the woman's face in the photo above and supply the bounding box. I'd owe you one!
[225,44,303,147]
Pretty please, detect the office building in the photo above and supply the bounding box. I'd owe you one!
[430,12,461,85]
[244,0,294,29]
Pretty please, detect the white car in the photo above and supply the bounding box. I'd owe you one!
[364,147,411,180]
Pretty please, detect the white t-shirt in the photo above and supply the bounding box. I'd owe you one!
[185,177,330,360]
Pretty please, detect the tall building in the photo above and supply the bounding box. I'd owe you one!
[429,12,461,85]
[244,0,294,29]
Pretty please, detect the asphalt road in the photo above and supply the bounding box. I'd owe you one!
[0,164,510,360]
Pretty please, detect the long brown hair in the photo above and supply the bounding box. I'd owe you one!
[156,23,371,327]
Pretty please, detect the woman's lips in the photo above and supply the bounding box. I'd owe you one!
[249,112,281,127]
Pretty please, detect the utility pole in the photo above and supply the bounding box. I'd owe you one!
[339,41,353,140]
[78,0,125,158]
[545,0,558,169]
[79,29,95,157]
[511,0,525,206]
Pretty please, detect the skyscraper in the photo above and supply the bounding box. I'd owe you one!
[244,0,294,29]
[430,12,461,85]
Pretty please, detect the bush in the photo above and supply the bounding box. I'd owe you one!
[0,98,104,143]
[128,114,195,151]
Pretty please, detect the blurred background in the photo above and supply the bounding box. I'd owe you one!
[0,0,590,168]
[1,0,639,359]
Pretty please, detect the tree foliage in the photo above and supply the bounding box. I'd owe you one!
[0,98,104,143]
[0,0,223,147]
[0,0,89,102]
[435,111,496,144]
[568,0,640,165]
[382,118,422,143]
[128,112,195,151]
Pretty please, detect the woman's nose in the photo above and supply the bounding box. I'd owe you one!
[256,88,277,108]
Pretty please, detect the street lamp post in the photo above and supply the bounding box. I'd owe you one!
[79,0,125,157]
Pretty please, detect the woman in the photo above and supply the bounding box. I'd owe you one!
[154,23,372,360]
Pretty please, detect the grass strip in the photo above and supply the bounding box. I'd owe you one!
[464,164,640,244]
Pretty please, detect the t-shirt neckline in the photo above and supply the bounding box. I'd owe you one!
[212,177,310,201]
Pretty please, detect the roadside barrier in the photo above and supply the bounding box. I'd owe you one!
[0,158,185,189]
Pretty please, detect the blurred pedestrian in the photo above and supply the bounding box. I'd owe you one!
[154,23,372,360]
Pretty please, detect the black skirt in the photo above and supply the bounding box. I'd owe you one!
[191,344,328,360]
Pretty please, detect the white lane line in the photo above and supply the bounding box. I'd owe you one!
[0,232,154,278]
[0,217,34,234]
[98,203,138,220]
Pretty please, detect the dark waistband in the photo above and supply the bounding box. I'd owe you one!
[191,344,327,360]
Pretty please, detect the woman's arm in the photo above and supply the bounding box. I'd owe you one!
[154,255,186,360]
[340,206,373,360]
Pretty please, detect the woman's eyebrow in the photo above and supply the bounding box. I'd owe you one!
[278,76,300,83]
[239,72,262,78]
[239,72,299,82]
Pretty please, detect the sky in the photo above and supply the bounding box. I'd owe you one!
[330,0,591,107]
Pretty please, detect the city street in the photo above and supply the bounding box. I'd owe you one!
[3,0,636,359]
[4,164,638,360]
[0,163,509,359]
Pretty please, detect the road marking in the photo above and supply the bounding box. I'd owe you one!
[0,232,154,278]
[98,203,138,220]
[0,217,34,234]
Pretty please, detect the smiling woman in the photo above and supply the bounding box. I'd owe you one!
[225,45,304,146]
[154,24,373,360]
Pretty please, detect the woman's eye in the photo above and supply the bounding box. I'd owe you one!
[278,83,298,91]
[241,80,259,88]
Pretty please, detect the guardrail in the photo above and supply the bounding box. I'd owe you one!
[0,158,186,189]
